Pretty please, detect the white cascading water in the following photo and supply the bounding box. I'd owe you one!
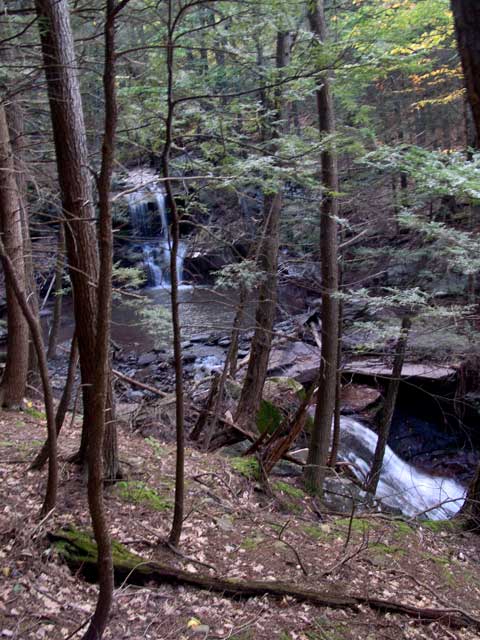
[338,417,465,519]
[128,187,186,288]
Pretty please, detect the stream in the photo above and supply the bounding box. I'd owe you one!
[339,417,465,519]
[52,169,469,520]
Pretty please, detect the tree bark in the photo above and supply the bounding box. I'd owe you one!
[304,0,340,495]
[6,100,40,386]
[234,31,291,433]
[366,316,411,495]
[0,238,57,514]
[34,0,119,480]
[31,333,79,471]
[164,0,186,548]
[82,0,123,635]
[0,101,29,408]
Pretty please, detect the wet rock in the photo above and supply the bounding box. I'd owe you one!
[137,352,157,367]
[266,341,320,385]
[323,476,369,513]
[341,384,381,414]
[190,333,212,344]
[218,337,231,347]
[125,389,145,402]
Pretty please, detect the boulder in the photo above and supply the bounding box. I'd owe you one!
[137,352,157,367]
[340,384,381,414]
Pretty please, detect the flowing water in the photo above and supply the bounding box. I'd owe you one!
[127,186,186,287]
[338,416,465,519]
[54,168,468,521]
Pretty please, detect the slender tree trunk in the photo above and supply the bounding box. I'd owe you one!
[164,1,185,548]
[304,0,340,495]
[366,316,411,495]
[0,238,57,514]
[5,100,40,384]
[0,102,29,408]
[234,31,291,432]
[47,223,65,359]
[82,0,123,636]
[31,333,79,470]
[34,0,119,480]
[234,192,282,431]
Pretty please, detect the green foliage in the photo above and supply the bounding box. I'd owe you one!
[273,481,305,499]
[145,437,167,458]
[231,457,260,480]
[24,407,46,421]
[116,481,172,511]
[257,399,283,435]
[214,262,266,291]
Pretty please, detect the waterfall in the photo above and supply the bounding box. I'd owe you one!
[127,186,186,288]
[338,417,465,519]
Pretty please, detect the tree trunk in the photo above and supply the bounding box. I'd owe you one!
[451,0,480,147]
[0,102,29,408]
[0,238,57,514]
[31,333,79,471]
[234,192,282,432]
[304,0,340,495]
[5,100,40,386]
[366,316,411,495]
[34,0,119,481]
[81,0,123,636]
[163,1,185,548]
[234,30,291,432]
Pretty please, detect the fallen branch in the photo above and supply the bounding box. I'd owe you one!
[50,529,479,630]
[112,368,170,400]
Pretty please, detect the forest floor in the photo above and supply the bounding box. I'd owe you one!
[1,406,480,640]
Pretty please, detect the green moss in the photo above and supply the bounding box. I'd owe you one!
[24,406,46,420]
[303,524,331,541]
[273,481,305,499]
[257,399,283,434]
[421,551,451,567]
[231,457,260,480]
[280,500,302,514]
[392,520,413,537]
[306,618,348,640]
[145,437,167,457]
[422,519,457,533]
[116,481,171,511]
[53,528,142,569]
[369,543,406,556]
[335,517,372,534]
[241,535,263,551]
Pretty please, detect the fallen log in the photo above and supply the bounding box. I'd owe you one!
[112,368,170,400]
[49,528,479,630]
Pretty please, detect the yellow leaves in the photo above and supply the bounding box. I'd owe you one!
[414,88,466,110]
[410,66,463,90]
[1,567,11,577]
[187,618,202,629]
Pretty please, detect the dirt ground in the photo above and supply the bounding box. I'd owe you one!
[1,405,480,640]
